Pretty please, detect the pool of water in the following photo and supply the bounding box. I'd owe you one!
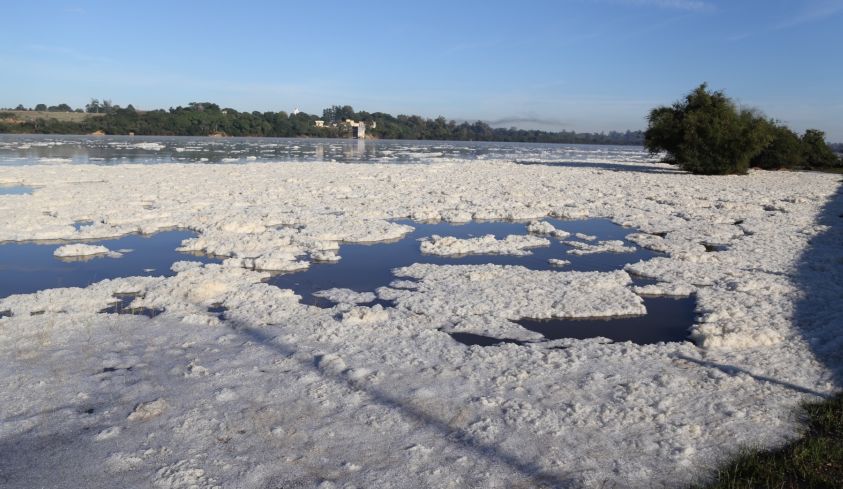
[517,296,696,345]
[448,332,526,347]
[0,217,696,346]
[0,230,220,298]
[266,218,697,345]
[0,185,32,195]
[269,218,659,304]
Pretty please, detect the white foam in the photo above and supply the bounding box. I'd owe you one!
[0,156,840,487]
[563,239,636,255]
[419,234,549,256]
[53,243,121,259]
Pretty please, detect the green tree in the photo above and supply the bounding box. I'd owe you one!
[801,129,839,168]
[86,99,101,113]
[644,106,683,164]
[645,84,771,175]
[34,103,47,111]
[750,122,803,170]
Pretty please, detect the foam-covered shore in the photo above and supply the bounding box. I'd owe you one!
[0,159,841,488]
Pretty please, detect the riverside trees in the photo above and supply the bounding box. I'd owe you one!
[645,84,841,174]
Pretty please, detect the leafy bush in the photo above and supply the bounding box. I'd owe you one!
[645,84,771,175]
[647,84,843,174]
[802,129,841,169]
[750,123,803,170]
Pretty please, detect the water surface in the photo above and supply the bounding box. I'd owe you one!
[0,134,654,166]
[268,218,659,305]
[0,230,219,298]
[266,218,697,345]
[517,296,696,345]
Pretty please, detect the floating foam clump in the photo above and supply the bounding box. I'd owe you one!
[563,239,635,255]
[420,234,549,256]
[53,243,122,259]
[527,220,571,238]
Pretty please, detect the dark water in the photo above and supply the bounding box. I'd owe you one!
[517,296,696,345]
[268,218,659,303]
[267,218,696,346]
[0,230,219,298]
[449,332,526,347]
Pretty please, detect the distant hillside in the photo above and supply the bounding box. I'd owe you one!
[0,110,103,123]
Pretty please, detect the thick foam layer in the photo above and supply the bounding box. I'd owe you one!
[0,155,840,488]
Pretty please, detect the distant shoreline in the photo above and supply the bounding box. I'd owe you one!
[0,106,646,146]
[0,132,649,148]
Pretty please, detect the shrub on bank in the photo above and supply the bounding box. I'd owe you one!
[802,129,841,169]
[646,84,842,174]
[750,123,803,170]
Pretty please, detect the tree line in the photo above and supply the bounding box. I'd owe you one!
[645,84,842,174]
[0,101,644,145]
[10,103,79,113]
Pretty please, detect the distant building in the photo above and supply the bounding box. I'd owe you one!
[317,118,366,138]
[292,107,301,115]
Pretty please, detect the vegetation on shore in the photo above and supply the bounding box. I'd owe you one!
[645,84,842,175]
[698,393,843,489]
[0,102,644,145]
[0,110,100,124]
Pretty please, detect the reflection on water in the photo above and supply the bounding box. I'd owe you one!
[0,230,220,298]
[0,134,654,166]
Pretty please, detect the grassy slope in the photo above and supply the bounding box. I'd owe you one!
[0,110,102,123]
[699,393,843,489]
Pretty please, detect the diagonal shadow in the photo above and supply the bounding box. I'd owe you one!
[226,318,575,488]
[673,354,831,399]
[514,160,684,174]
[674,180,843,400]
[790,180,843,388]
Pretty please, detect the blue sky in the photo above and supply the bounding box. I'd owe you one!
[2,0,842,139]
